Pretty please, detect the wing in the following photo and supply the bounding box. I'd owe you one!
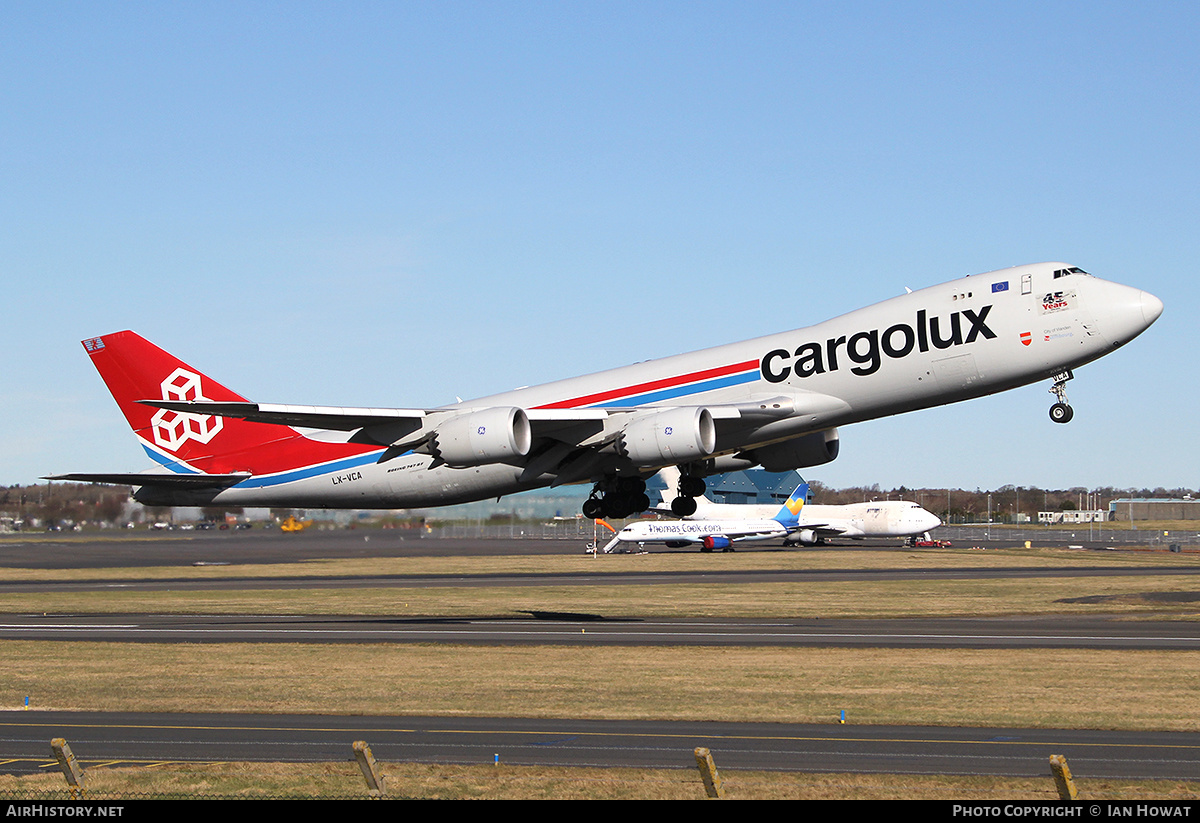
[793,521,850,537]
[730,525,790,542]
[139,391,846,484]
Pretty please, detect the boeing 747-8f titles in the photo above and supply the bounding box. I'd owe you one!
[49,263,1162,517]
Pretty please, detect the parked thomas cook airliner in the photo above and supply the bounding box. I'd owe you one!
[653,466,942,545]
[605,477,944,554]
[603,481,815,554]
[50,263,1161,518]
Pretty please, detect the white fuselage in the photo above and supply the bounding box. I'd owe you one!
[678,498,942,540]
[601,513,798,553]
[611,518,789,545]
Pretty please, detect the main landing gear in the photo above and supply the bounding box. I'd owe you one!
[1048,369,1075,424]
[580,471,709,520]
[582,476,651,520]
[670,474,706,517]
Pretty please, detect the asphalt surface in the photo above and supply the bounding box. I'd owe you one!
[1,527,1169,569]
[1,613,1199,649]
[0,529,548,568]
[3,711,1200,780]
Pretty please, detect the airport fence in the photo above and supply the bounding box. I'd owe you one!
[423,520,1200,547]
[428,520,602,541]
[939,526,1200,547]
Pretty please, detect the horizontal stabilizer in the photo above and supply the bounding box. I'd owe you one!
[138,400,428,431]
[44,472,252,489]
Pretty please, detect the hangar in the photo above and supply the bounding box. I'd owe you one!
[1108,498,1200,521]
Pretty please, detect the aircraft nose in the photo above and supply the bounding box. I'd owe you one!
[1087,279,1163,346]
[1140,290,1164,327]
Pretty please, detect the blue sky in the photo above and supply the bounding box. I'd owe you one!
[3,2,1195,492]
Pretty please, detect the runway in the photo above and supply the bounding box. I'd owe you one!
[3,711,1199,780]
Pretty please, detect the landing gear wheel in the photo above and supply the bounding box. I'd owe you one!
[1047,369,1075,424]
[679,475,706,498]
[583,477,652,520]
[1049,402,1074,424]
[602,496,635,519]
[671,496,698,517]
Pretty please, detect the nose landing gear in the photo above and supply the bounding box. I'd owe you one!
[1048,369,1075,424]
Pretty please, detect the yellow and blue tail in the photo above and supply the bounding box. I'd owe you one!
[773,482,810,527]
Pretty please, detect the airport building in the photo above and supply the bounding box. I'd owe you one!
[1107,498,1200,521]
[1038,510,1106,524]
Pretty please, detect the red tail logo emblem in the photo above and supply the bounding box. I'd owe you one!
[150,368,224,451]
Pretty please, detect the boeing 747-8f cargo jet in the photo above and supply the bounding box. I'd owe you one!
[50,263,1162,517]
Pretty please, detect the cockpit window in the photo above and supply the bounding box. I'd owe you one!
[1052,267,1090,279]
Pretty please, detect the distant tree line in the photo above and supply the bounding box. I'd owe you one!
[3,481,1195,529]
[0,483,133,528]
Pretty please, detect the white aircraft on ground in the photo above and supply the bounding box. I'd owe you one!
[653,467,941,545]
[49,263,1162,517]
[601,482,812,553]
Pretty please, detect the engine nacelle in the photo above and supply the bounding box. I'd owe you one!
[702,535,731,551]
[746,428,839,472]
[433,407,532,468]
[788,529,820,546]
[619,407,716,465]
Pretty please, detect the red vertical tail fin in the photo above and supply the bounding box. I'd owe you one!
[82,331,373,476]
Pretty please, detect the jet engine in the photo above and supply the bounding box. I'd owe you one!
[788,529,820,546]
[745,428,839,472]
[702,535,732,552]
[432,407,532,468]
[618,407,716,465]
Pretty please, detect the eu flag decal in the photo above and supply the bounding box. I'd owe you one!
[991,281,1009,293]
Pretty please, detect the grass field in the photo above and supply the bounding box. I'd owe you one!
[5,642,1200,732]
[4,761,1199,800]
